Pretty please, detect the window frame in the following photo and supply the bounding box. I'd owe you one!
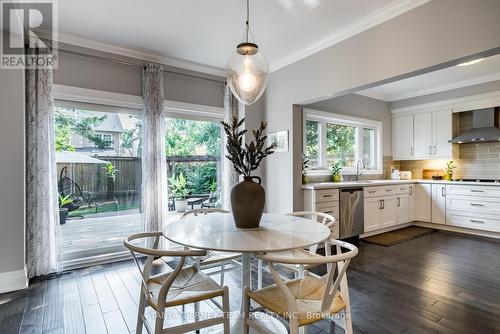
[303,108,383,175]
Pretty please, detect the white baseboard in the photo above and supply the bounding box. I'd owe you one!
[0,268,28,294]
[414,222,500,240]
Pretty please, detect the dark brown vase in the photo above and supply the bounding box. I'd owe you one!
[231,176,265,228]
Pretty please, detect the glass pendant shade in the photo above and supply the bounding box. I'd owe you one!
[226,43,269,105]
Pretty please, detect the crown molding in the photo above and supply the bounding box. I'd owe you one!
[355,91,392,102]
[55,32,226,77]
[269,0,431,72]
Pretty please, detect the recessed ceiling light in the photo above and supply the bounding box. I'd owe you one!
[457,58,484,67]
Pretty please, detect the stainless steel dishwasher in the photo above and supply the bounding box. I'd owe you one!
[339,188,364,238]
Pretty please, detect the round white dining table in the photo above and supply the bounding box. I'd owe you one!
[163,212,331,333]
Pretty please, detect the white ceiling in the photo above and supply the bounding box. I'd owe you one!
[357,53,500,102]
[57,0,428,74]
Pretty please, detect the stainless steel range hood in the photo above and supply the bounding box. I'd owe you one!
[449,107,500,143]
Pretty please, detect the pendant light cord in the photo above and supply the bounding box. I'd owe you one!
[245,0,250,43]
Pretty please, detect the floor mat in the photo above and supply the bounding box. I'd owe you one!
[362,226,436,247]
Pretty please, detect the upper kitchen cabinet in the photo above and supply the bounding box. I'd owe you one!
[392,108,453,161]
[393,115,414,160]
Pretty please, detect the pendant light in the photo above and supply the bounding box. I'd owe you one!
[226,0,269,105]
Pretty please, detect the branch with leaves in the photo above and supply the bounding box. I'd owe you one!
[221,116,276,177]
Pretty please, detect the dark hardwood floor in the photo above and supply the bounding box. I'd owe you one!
[1,231,500,334]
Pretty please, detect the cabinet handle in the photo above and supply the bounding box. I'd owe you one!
[324,210,333,214]
[433,146,437,155]
[470,190,484,193]
[322,194,332,197]
[409,186,413,195]
[397,197,401,207]
[381,199,385,209]
[470,203,485,207]
[429,146,432,155]
[368,190,376,194]
[470,219,485,224]
[379,200,383,209]
[441,187,446,197]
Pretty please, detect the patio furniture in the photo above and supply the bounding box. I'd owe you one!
[202,192,221,208]
[163,212,331,333]
[187,197,206,209]
[244,239,358,334]
[257,211,336,289]
[124,231,230,334]
[182,209,241,285]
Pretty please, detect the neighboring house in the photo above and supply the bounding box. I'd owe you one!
[71,111,139,157]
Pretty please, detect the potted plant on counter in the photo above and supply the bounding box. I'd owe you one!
[444,160,457,181]
[168,172,189,212]
[331,161,343,182]
[59,194,73,225]
[221,116,276,228]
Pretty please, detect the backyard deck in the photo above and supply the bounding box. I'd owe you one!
[61,210,183,257]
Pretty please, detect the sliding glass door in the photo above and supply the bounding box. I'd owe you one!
[53,103,142,264]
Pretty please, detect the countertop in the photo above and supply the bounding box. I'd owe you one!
[301,179,500,190]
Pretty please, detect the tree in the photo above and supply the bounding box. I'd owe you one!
[326,124,355,166]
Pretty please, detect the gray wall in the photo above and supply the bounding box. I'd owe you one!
[0,69,25,275]
[54,44,225,107]
[306,93,392,156]
[262,0,500,213]
[391,79,500,109]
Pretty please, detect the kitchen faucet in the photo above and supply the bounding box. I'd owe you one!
[356,159,365,181]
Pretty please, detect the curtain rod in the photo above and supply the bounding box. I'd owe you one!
[58,49,225,85]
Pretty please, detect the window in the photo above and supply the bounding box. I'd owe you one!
[53,104,143,263]
[303,109,382,174]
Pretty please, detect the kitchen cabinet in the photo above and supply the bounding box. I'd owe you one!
[364,194,397,232]
[414,112,433,159]
[396,193,410,224]
[393,115,414,160]
[431,184,446,225]
[303,188,340,239]
[392,109,453,160]
[413,183,431,222]
[432,109,452,158]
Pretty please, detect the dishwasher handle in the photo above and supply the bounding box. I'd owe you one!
[341,188,363,193]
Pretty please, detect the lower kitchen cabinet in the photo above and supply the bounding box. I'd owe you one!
[432,184,446,224]
[396,193,410,224]
[413,183,432,222]
[364,196,397,232]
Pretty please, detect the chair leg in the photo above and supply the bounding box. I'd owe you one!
[257,259,263,289]
[290,317,300,334]
[194,301,201,334]
[298,265,305,278]
[136,290,146,334]
[222,287,230,334]
[299,325,309,334]
[220,261,225,286]
[154,309,164,334]
[243,286,250,334]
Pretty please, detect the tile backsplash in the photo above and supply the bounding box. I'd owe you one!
[398,142,500,179]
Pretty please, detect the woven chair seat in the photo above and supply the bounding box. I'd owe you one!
[147,266,224,309]
[247,275,346,326]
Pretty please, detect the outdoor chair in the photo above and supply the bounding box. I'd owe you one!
[124,232,230,334]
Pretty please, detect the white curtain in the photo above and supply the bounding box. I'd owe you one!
[25,41,61,278]
[141,63,168,233]
[221,84,240,210]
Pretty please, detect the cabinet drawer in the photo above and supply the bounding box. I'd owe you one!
[446,211,500,233]
[315,189,339,203]
[396,184,410,194]
[364,185,397,198]
[446,185,500,198]
[446,196,500,216]
[315,201,339,219]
